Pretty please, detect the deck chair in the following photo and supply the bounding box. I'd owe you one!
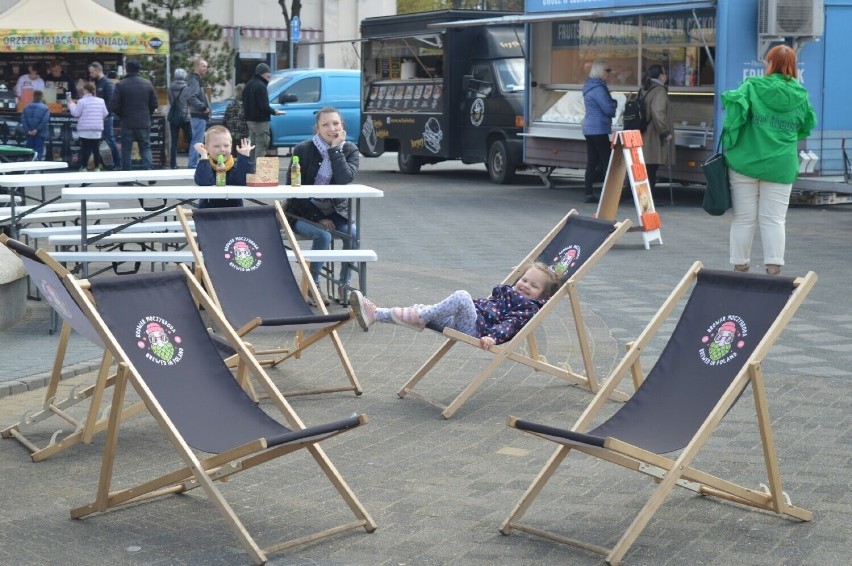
[501,262,817,565]
[65,266,375,564]
[178,202,362,397]
[0,235,147,461]
[398,210,632,418]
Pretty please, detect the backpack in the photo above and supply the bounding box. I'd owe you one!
[167,87,186,124]
[622,84,659,132]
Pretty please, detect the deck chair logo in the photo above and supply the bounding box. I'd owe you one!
[135,317,184,366]
[223,237,263,272]
[700,316,748,366]
[39,279,73,320]
[549,244,581,278]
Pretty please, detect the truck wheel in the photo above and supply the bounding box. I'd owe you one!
[397,150,423,174]
[487,139,516,184]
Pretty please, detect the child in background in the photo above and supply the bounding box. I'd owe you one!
[193,125,254,208]
[349,262,560,351]
[19,90,50,160]
[68,82,108,171]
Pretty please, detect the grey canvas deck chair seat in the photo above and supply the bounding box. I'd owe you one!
[398,210,632,419]
[0,235,147,461]
[501,262,817,565]
[178,202,362,397]
[66,267,376,565]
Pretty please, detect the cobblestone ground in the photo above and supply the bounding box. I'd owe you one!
[1,156,849,565]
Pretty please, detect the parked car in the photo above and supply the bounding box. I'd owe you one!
[209,68,360,149]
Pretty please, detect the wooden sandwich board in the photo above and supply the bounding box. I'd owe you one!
[596,130,663,250]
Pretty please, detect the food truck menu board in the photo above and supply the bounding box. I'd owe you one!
[366,81,443,112]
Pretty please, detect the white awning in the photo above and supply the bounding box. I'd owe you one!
[223,26,322,42]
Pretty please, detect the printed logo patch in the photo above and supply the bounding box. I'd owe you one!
[470,98,485,126]
[550,245,581,277]
[699,316,747,366]
[223,236,263,272]
[40,280,72,320]
[135,316,184,366]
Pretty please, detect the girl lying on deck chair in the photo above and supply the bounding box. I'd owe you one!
[349,262,560,351]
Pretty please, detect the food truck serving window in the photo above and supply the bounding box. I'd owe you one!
[551,8,715,88]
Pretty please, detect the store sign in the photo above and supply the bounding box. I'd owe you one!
[0,30,169,54]
[553,17,639,47]
[529,0,689,13]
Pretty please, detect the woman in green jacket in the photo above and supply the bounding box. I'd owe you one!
[722,44,816,275]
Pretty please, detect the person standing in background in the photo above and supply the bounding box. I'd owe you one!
[186,57,210,168]
[640,65,674,198]
[581,60,617,203]
[68,82,108,171]
[243,63,282,163]
[109,60,158,173]
[722,44,816,276]
[224,83,248,157]
[44,61,77,101]
[168,68,192,169]
[15,64,45,99]
[19,90,50,160]
[89,62,120,169]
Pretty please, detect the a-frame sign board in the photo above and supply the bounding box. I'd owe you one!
[596,130,663,250]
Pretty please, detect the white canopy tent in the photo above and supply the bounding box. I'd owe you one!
[0,0,169,56]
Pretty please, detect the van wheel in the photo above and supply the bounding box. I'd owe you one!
[487,139,516,184]
[397,150,423,174]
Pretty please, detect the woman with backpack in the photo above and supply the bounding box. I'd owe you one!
[167,68,192,169]
[640,65,674,197]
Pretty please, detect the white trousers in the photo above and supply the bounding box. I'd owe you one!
[728,168,792,267]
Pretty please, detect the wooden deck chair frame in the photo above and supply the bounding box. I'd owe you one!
[0,235,146,461]
[65,265,376,565]
[398,210,632,419]
[177,202,362,398]
[500,262,817,565]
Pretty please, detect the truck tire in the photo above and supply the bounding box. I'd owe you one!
[487,138,516,184]
[397,150,423,174]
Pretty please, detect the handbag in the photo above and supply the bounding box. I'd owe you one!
[701,132,731,216]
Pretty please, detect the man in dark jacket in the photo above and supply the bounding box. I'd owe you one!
[243,63,282,162]
[88,61,120,168]
[109,60,158,172]
[186,58,210,168]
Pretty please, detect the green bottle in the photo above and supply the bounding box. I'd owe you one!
[215,155,227,187]
[290,155,301,187]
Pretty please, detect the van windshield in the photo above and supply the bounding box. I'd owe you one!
[494,58,525,93]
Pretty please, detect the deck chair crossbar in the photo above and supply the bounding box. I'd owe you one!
[178,203,362,398]
[0,235,149,461]
[398,210,632,419]
[500,262,817,565]
[65,266,375,564]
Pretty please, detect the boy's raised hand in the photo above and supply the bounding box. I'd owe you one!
[193,142,208,161]
[236,138,255,156]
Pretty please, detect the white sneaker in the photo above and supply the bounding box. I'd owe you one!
[349,291,376,331]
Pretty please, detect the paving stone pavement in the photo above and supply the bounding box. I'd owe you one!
[0,156,850,565]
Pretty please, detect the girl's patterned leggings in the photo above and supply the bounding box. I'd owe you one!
[376,290,479,336]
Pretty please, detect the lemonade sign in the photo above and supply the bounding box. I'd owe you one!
[0,29,168,55]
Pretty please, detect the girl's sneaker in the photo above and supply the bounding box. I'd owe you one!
[349,290,376,331]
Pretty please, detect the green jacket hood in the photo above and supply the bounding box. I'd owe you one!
[749,73,810,113]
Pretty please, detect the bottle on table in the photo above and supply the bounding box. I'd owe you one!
[290,155,301,187]
[215,154,226,187]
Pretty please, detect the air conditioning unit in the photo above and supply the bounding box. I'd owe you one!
[759,0,824,37]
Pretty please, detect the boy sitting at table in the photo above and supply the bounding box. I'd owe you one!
[193,125,254,208]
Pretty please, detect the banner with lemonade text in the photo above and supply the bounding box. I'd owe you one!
[0,29,168,55]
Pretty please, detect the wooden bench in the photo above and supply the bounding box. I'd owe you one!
[0,201,110,222]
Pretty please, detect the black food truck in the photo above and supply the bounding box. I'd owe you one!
[359,10,525,184]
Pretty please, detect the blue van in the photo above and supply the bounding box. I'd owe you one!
[210,68,361,149]
[266,68,360,148]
